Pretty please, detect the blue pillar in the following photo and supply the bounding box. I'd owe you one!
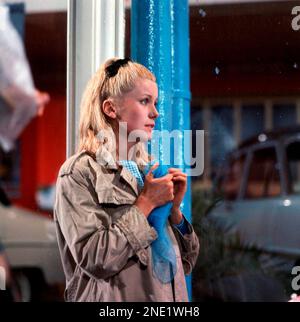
[170,0,192,300]
[131,0,192,300]
[131,0,173,166]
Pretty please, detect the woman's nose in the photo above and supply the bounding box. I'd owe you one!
[150,106,159,119]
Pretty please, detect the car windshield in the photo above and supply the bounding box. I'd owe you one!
[286,140,300,194]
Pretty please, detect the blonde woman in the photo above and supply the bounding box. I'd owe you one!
[54,58,199,302]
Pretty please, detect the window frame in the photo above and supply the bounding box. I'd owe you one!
[241,141,284,200]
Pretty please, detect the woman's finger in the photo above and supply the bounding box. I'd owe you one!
[169,170,186,177]
[153,173,173,182]
[146,162,159,177]
[171,173,187,178]
[172,175,187,182]
[168,168,185,173]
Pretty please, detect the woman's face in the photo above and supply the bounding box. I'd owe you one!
[116,77,159,141]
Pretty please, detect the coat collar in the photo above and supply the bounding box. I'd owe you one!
[95,146,143,197]
[95,145,118,170]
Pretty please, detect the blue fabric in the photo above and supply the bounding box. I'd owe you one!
[120,159,177,283]
[174,217,189,235]
[118,160,144,187]
[143,162,177,284]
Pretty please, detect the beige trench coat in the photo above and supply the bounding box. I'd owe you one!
[54,149,200,302]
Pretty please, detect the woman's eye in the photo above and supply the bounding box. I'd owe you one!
[141,98,149,105]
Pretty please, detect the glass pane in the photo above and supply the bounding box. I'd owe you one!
[245,147,281,199]
[190,1,298,303]
[241,104,264,141]
[273,103,296,129]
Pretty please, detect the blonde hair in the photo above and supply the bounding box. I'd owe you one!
[77,57,156,169]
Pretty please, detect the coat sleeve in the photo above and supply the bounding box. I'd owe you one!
[54,167,157,280]
[170,214,200,275]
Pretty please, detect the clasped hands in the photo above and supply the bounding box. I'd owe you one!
[136,163,187,224]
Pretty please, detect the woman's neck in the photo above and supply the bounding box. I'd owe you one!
[113,123,138,161]
[116,141,137,161]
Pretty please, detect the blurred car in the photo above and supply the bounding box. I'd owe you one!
[206,126,300,300]
[0,186,64,301]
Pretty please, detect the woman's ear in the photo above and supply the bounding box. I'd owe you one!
[102,99,117,119]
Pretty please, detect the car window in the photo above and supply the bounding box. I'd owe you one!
[218,154,245,200]
[286,140,300,194]
[245,147,280,199]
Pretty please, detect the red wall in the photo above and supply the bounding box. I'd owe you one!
[11,93,66,212]
[10,12,68,213]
